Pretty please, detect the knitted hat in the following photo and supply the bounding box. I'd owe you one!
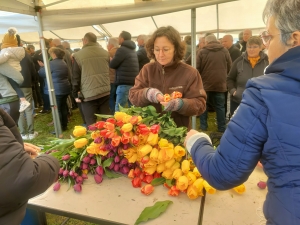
[1,27,18,49]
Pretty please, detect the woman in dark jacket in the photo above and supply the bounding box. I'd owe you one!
[227,36,269,116]
[39,47,71,130]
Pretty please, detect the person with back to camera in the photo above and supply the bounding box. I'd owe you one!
[0,27,31,112]
[0,108,59,225]
[129,26,206,129]
[184,0,300,224]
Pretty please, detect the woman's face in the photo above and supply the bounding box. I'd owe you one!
[246,44,262,58]
[153,36,175,66]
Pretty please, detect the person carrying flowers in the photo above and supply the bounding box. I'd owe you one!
[129,26,206,129]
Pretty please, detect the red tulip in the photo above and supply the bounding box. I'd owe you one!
[141,184,154,195]
[131,135,139,146]
[132,177,142,188]
[100,129,108,137]
[141,156,150,164]
[106,118,116,124]
[94,174,103,184]
[133,167,142,177]
[62,154,70,161]
[73,184,82,192]
[121,133,130,144]
[95,121,105,129]
[116,120,124,127]
[153,172,161,179]
[143,175,154,184]
[150,124,160,134]
[138,124,149,135]
[53,182,61,191]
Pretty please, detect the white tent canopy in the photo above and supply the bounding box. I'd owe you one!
[0,0,268,44]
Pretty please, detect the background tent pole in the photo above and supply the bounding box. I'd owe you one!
[216,4,220,39]
[35,5,62,138]
[191,8,196,130]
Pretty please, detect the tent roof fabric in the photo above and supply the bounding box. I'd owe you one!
[0,0,267,43]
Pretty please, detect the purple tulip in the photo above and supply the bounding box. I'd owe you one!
[113,164,120,172]
[112,147,118,153]
[88,154,94,158]
[76,176,83,184]
[82,174,88,180]
[89,158,96,165]
[120,158,128,165]
[108,161,115,170]
[94,174,103,184]
[107,152,115,158]
[73,184,82,192]
[120,166,130,174]
[63,170,69,177]
[88,125,97,131]
[82,156,91,164]
[123,144,129,150]
[114,155,120,163]
[62,154,70,161]
[53,182,61,191]
[128,163,135,169]
[96,166,104,176]
[94,137,103,144]
[82,163,88,170]
[58,168,64,175]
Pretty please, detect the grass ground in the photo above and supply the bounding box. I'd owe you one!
[26,107,218,225]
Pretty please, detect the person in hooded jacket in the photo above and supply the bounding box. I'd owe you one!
[227,36,269,116]
[196,34,232,132]
[109,31,139,112]
[185,0,300,224]
[0,108,59,225]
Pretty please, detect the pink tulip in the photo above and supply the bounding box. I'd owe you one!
[257,181,267,189]
[107,152,114,158]
[120,158,128,165]
[113,164,120,172]
[96,166,104,176]
[63,170,69,177]
[74,172,78,178]
[69,170,75,178]
[73,184,82,192]
[82,163,88,170]
[114,155,120,163]
[53,182,61,191]
[76,176,83,184]
[94,137,102,144]
[58,168,64,175]
[94,174,103,184]
[88,125,97,131]
[62,154,70,161]
[88,154,94,158]
[123,144,129,150]
[121,166,129,174]
[89,158,96,165]
[81,174,88,180]
[108,161,115,170]
[82,156,91,164]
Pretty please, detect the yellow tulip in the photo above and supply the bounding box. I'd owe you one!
[192,178,204,196]
[186,172,197,185]
[144,160,157,168]
[121,123,133,132]
[73,126,87,137]
[137,116,142,122]
[86,145,96,154]
[187,185,199,200]
[82,169,88,174]
[181,160,190,174]
[233,184,246,194]
[158,138,169,147]
[138,134,148,145]
[150,148,159,162]
[165,159,175,169]
[176,176,189,191]
[91,131,100,139]
[95,148,109,156]
[174,156,182,162]
[162,169,173,179]
[122,115,132,123]
[144,165,156,175]
[123,148,135,159]
[172,169,183,180]
[128,153,138,163]
[74,138,88,148]
[203,180,216,194]
[170,162,181,171]
[160,146,174,162]
[114,112,127,121]
[193,167,201,178]
[138,144,152,158]
[156,163,166,173]
[174,146,186,158]
[147,133,159,146]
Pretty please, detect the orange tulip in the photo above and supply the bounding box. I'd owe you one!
[164,94,171,102]
[128,169,135,179]
[233,184,246,194]
[130,116,139,125]
[104,122,115,131]
[141,184,154,195]
[168,185,180,196]
[111,136,121,147]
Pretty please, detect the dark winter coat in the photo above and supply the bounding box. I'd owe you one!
[20,52,36,88]
[228,45,242,63]
[136,46,150,71]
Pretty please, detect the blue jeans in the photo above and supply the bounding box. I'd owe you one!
[109,83,117,115]
[115,85,132,112]
[200,91,226,132]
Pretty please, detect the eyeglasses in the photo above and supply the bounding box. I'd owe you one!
[153,48,173,55]
[247,45,260,49]
[260,30,294,46]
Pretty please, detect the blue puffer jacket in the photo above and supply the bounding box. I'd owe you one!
[190,46,300,225]
[39,58,71,96]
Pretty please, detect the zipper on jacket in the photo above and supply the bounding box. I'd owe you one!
[162,67,166,93]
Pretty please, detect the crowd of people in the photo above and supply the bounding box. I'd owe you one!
[0,0,299,224]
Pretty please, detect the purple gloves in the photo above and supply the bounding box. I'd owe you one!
[164,98,184,112]
[146,88,163,103]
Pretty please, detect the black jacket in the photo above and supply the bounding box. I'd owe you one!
[0,108,59,225]
[136,46,150,71]
[228,45,242,63]
[109,40,139,85]
[20,52,36,88]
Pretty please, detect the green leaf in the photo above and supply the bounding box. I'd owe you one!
[104,169,122,178]
[165,179,174,187]
[102,158,114,168]
[79,149,87,161]
[147,105,159,117]
[151,177,166,186]
[96,155,102,166]
[134,200,173,225]
[95,114,113,119]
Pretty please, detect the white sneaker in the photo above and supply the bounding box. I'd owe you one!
[29,132,38,140]
[19,101,31,112]
[21,134,29,140]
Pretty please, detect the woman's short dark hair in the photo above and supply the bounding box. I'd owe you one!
[184,36,192,45]
[48,47,65,59]
[247,36,263,48]
[145,26,185,62]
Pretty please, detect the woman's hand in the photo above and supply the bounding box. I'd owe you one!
[37,60,44,67]
[233,91,236,96]
[184,129,199,147]
[156,93,164,102]
[24,142,41,159]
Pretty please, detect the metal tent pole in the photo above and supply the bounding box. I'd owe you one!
[216,4,220,39]
[35,5,62,138]
[191,8,197,130]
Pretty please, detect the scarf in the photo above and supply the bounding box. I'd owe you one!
[248,56,260,68]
